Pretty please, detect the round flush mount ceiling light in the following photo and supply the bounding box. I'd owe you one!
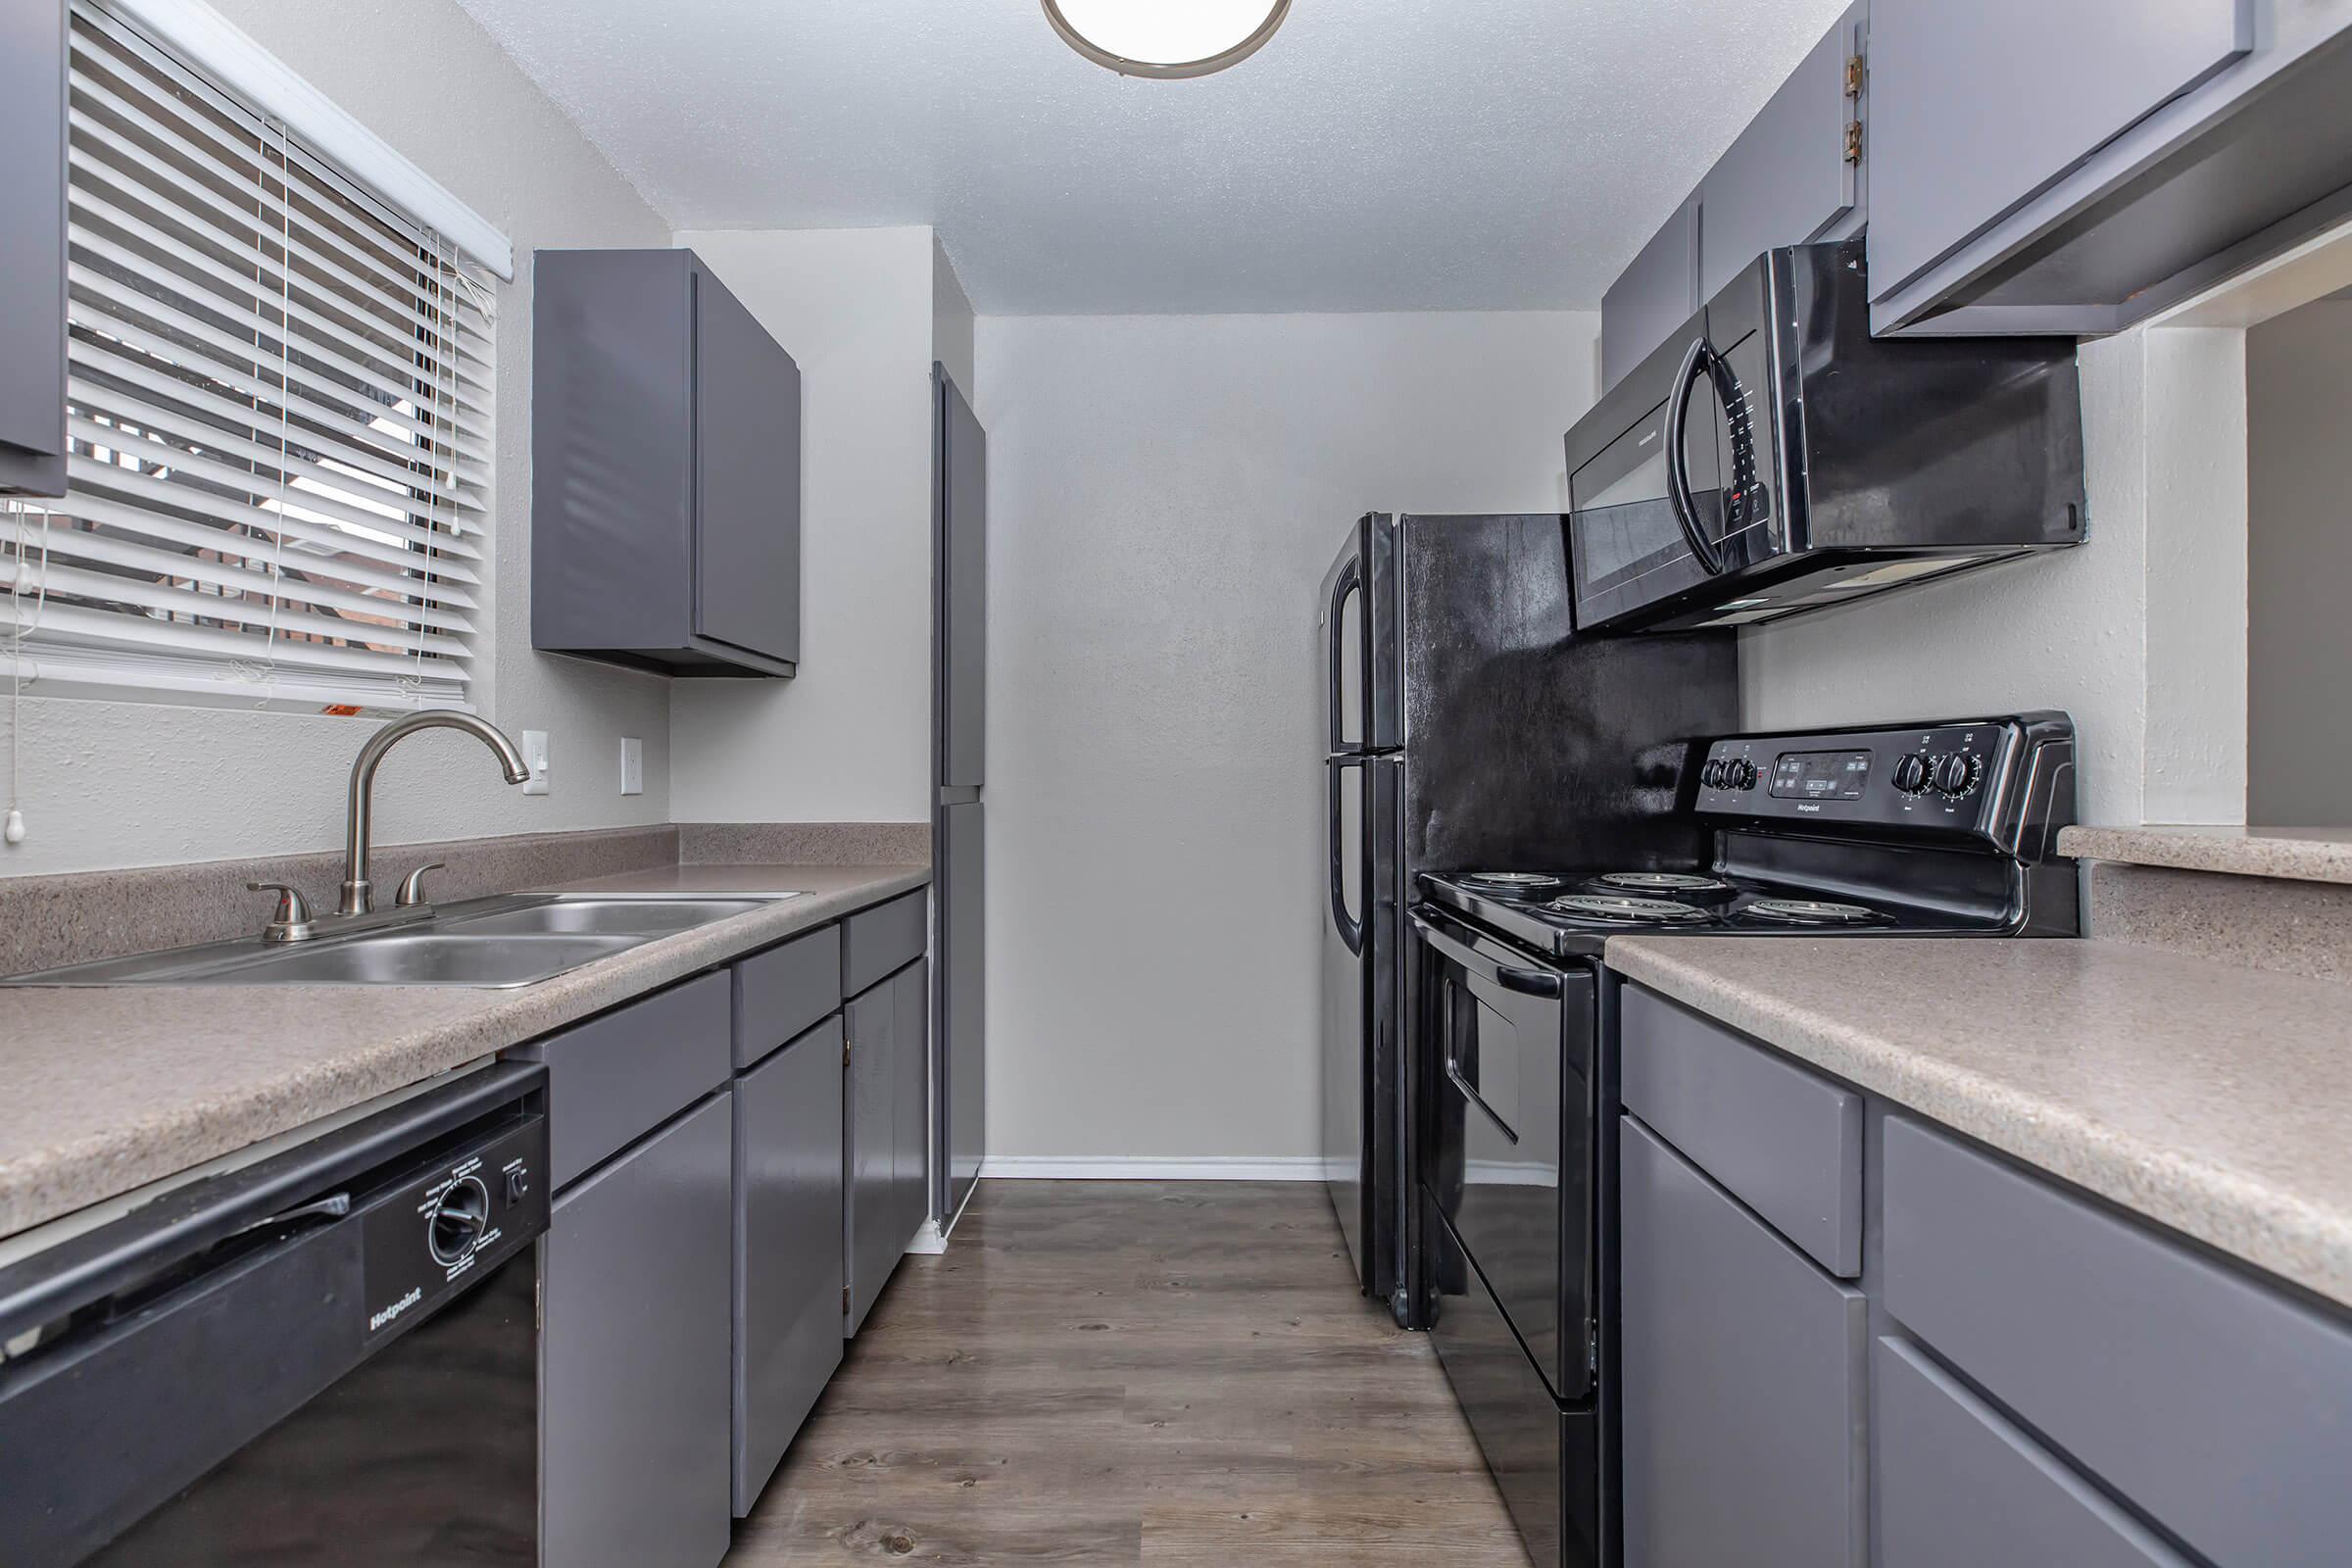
[1042,0,1293,79]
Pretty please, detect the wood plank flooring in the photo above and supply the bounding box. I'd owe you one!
[726,1180,1528,1565]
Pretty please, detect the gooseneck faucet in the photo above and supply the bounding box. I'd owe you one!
[340,710,530,916]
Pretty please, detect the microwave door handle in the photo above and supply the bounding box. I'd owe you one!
[1329,760,1365,956]
[1665,336,1727,576]
[1325,554,1361,754]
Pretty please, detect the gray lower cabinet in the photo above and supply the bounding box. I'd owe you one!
[732,1015,845,1515]
[1619,1116,1866,1568]
[0,0,67,495]
[1875,1335,2191,1568]
[1694,1,1866,303]
[844,959,927,1335]
[543,1094,733,1568]
[531,247,801,677]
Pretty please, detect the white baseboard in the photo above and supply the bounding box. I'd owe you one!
[980,1155,1327,1182]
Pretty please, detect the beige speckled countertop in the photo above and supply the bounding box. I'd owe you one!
[0,862,927,1241]
[1606,936,2352,1309]
[2059,824,2352,885]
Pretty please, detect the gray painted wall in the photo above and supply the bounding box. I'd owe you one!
[2246,299,2352,825]
[972,311,1597,1164]
[0,0,675,876]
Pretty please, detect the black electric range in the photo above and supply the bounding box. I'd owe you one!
[1409,713,2078,1568]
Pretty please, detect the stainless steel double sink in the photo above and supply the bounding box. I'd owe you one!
[4,893,800,989]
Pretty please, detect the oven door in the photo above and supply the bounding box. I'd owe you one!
[1414,906,1596,1401]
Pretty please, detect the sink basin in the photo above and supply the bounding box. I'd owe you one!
[439,897,773,938]
[0,891,801,988]
[193,932,643,988]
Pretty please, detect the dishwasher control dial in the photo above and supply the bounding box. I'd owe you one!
[427,1175,491,1266]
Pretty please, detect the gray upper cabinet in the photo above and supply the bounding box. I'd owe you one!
[1696,2,1867,303]
[1868,0,2352,335]
[532,247,801,677]
[0,0,68,496]
[1599,197,1699,392]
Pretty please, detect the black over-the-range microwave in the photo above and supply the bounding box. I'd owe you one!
[1563,238,2087,633]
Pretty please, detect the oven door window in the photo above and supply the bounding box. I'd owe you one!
[1567,371,1725,626]
[1423,945,1595,1401]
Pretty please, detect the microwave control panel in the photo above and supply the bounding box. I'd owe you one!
[1695,720,2025,837]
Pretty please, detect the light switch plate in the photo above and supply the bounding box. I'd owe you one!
[520,729,550,796]
[619,736,643,796]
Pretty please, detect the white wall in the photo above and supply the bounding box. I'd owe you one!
[667,228,944,826]
[1740,323,2249,827]
[974,311,1597,1164]
[2247,299,2352,824]
[0,0,674,876]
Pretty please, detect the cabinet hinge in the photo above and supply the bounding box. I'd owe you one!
[1843,53,1865,99]
[842,1285,852,1314]
[1843,119,1864,166]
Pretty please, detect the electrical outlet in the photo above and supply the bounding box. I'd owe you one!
[520,729,551,796]
[619,736,643,796]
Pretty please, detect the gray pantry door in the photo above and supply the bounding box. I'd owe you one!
[933,363,987,1229]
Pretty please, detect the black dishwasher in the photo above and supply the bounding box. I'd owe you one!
[0,1062,549,1567]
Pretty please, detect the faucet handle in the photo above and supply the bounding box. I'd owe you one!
[248,882,315,943]
[395,861,447,908]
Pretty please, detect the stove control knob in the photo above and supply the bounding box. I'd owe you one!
[428,1175,491,1266]
[1701,760,1725,789]
[1930,753,1983,799]
[1892,754,1931,796]
[1731,760,1759,790]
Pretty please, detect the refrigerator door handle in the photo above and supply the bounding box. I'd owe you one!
[1325,553,1361,755]
[1410,907,1563,999]
[1328,757,1365,956]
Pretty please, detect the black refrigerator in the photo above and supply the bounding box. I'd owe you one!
[1318,513,1737,1325]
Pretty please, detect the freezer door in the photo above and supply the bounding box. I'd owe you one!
[1320,514,1399,755]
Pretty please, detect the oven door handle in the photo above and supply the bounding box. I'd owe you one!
[1665,334,1728,577]
[1411,908,1562,998]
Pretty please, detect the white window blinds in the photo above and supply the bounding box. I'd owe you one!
[3,0,497,712]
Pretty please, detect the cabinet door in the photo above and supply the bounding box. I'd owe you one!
[1619,1117,1866,1568]
[844,978,900,1334]
[0,0,67,495]
[939,801,985,1221]
[733,1017,845,1515]
[892,958,930,1245]
[1868,0,2253,298]
[936,367,987,789]
[1599,196,1699,392]
[1697,3,1864,302]
[693,261,802,664]
[544,1095,733,1568]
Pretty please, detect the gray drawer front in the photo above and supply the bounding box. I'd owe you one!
[1621,984,1862,1276]
[842,891,924,997]
[1621,1116,1866,1568]
[733,925,840,1068]
[1883,1115,2352,1567]
[1876,1336,2188,1568]
[510,972,732,1189]
[733,1015,845,1514]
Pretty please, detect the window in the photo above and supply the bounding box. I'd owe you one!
[3,0,497,712]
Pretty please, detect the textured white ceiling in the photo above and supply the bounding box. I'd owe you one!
[452,0,1852,314]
